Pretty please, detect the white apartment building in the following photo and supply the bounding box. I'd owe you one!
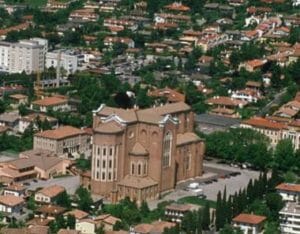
[46,50,84,75]
[280,202,300,234]
[0,38,47,74]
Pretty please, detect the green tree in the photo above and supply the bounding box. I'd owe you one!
[202,202,210,230]
[66,214,76,229]
[75,187,93,212]
[27,196,36,211]
[55,191,72,209]
[274,139,295,171]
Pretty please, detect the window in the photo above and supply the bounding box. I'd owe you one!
[102,173,106,180]
[163,132,172,167]
[131,163,135,175]
[138,163,142,175]
[143,163,147,175]
[109,147,113,156]
[109,160,112,169]
[103,148,107,156]
[102,160,106,168]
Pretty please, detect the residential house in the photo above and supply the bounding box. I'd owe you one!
[9,94,28,106]
[3,184,26,197]
[274,100,300,119]
[34,185,65,204]
[0,195,24,216]
[33,126,91,158]
[69,8,99,22]
[36,204,66,220]
[239,59,267,72]
[104,36,135,48]
[75,219,102,234]
[31,96,70,113]
[64,209,89,221]
[148,87,185,103]
[0,111,19,129]
[164,203,193,223]
[95,214,121,231]
[231,89,262,103]
[206,96,247,118]
[164,2,190,12]
[19,113,58,133]
[0,153,71,183]
[276,183,300,202]
[232,213,266,234]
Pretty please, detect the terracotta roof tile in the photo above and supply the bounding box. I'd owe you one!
[177,132,201,146]
[32,96,67,107]
[118,175,158,189]
[242,117,286,130]
[36,185,65,198]
[0,195,24,207]
[64,209,89,220]
[233,213,266,225]
[35,126,86,140]
[276,183,300,193]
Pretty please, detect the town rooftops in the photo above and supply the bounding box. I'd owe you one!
[165,203,192,212]
[36,204,66,215]
[5,183,26,192]
[64,209,89,220]
[36,185,65,198]
[164,2,190,11]
[32,96,67,107]
[57,229,81,234]
[133,221,176,234]
[242,117,286,130]
[0,226,49,234]
[148,87,185,103]
[0,195,24,207]
[35,126,86,140]
[95,214,121,225]
[276,183,300,193]
[232,213,266,225]
[206,96,247,107]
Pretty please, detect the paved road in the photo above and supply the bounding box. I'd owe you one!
[27,175,80,195]
[258,88,287,116]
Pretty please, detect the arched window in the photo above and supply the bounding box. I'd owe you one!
[138,163,142,175]
[131,163,135,175]
[163,131,172,167]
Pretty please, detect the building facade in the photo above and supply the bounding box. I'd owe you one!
[90,102,205,204]
[34,126,91,158]
[0,38,47,74]
[280,202,300,234]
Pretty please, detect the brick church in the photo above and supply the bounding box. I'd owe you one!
[89,102,205,204]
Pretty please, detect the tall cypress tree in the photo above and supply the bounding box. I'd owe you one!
[215,191,222,231]
[202,202,210,230]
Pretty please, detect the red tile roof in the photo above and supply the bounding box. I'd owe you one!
[276,183,300,193]
[233,213,266,225]
[35,126,86,140]
[242,117,286,130]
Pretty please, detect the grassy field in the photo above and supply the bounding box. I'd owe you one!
[178,196,217,208]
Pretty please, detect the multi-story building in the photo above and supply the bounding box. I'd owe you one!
[45,50,84,75]
[0,38,47,74]
[232,213,266,234]
[280,202,300,234]
[241,118,300,150]
[90,102,205,205]
[30,96,70,113]
[34,126,92,158]
[276,183,300,202]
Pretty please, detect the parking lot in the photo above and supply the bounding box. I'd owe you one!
[148,161,261,209]
[26,175,80,195]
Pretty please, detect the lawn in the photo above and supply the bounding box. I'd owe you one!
[25,0,47,7]
[178,196,217,209]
